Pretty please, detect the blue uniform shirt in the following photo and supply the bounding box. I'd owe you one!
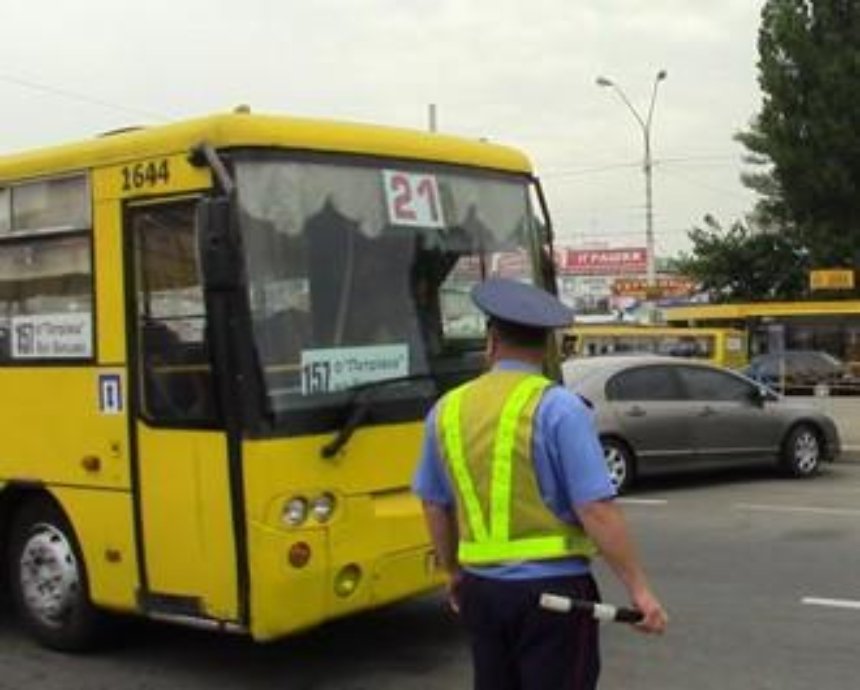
[412,360,616,580]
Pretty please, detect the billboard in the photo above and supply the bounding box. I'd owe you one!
[613,276,697,299]
[558,247,648,275]
[809,269,855,291]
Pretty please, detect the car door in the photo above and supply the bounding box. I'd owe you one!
[676,365,783,463]
[605,364,697,470]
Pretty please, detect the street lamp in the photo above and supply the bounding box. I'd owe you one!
[596,70,668,289]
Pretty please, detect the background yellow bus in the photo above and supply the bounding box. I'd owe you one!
[663,300,860,375]
[561,324,748,369]
[0,111,556,650]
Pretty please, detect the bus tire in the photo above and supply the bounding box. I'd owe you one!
[780,424,821,478]
[6,497,105,651]
[601,437,635,494]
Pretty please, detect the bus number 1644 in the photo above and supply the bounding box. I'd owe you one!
[121,159,171,192]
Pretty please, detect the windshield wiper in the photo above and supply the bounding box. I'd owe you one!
[320,371,467,459]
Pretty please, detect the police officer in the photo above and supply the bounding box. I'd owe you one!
[413,278,667,690]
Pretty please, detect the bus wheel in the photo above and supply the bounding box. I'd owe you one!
[602,438,634,494]
[7,497,105,651]
[781,424,821,478]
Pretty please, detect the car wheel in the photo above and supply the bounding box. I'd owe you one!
[7,497,105,651]
[781,424,821,478]
[602,438,634,494]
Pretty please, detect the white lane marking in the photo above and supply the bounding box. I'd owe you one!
[802,597,860,611]
[617,498,668,506]
[733,503,860,517]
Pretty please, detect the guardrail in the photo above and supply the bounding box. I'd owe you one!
[769,381,860,397]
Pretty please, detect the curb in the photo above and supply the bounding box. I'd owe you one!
[838,446,860,463]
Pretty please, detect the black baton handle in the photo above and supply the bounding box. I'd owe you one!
[539,593,644,624]
[614,607,645,624]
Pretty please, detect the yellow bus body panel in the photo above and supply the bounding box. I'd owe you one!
[49,486,138,610]
[663,300,860,322]
[242,421,441,640]
[135,427,239,619]
[0,368,138,610]
[565,324,748,369]
[0,369,130,487]
[1,112,532,183]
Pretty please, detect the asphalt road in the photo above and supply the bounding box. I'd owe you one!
[2,461,859,689]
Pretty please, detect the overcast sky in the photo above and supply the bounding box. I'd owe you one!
[1,0,764,257]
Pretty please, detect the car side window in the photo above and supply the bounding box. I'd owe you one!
[677,366,754,402]
[788,353,809,377]
[756,355,794,379]
[802,354,832,377]
[606,366,684,402]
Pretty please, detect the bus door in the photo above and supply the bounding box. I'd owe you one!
[717,331,749,369]
[127,198,240,622]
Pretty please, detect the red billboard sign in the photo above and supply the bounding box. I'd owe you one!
[558,248,648,275]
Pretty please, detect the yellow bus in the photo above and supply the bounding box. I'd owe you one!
[0,110,557,650]
[561,324,748,369]
[663,300,860,374]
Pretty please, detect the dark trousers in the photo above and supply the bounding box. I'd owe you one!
[459,572,601,690]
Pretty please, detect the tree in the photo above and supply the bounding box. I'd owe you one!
[672,216,809,302]
[737,0,860,270]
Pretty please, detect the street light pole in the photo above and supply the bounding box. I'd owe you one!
[596,70,667,288]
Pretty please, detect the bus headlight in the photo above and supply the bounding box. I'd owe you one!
[282,497,309,527]
[311,493,337,523]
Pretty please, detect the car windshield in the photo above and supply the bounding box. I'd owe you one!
[808,351,843,369]
[234,156,543,416]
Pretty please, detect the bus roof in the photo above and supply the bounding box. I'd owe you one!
[567,324,743,336]
[663,300,860,321]
[0,110,533,182]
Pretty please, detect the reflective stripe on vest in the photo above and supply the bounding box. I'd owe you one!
[440,388,489,542]
[489,376,550,542]
[440,374,591,564]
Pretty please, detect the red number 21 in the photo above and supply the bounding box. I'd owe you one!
[391,174,416,221]
[416,178,439,222]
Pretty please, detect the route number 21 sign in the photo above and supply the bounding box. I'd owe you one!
[383,170,445,228]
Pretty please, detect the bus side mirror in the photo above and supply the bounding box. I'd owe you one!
[197,197,241,291]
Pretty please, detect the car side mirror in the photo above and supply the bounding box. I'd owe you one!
[750,386,777,405]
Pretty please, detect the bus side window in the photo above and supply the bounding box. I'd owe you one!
[131,201,218,424]
[141,320,185,417]
[560,334,577,359]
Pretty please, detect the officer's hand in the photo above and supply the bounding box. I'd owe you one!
[446,569,464,615]
[631,588,668,634]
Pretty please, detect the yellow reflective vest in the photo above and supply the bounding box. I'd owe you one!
[435,370,597,566]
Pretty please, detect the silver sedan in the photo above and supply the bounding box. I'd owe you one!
[562,355,841,492]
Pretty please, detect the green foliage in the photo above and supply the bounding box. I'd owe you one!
[672,216,809,302]
[737,0,860,269]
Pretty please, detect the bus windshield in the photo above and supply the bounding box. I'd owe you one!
[234,156,541,417]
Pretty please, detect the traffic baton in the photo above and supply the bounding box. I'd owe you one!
[539,593,644,624]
